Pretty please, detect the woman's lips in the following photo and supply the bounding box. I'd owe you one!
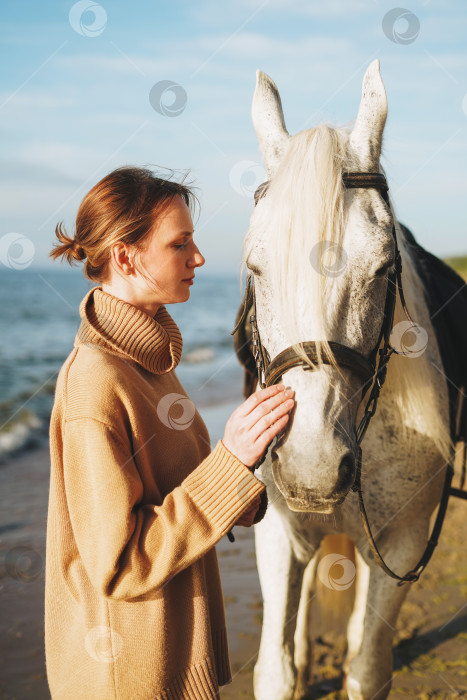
[182,277,194,285]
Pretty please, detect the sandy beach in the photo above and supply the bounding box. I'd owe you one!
[1,423,467,699]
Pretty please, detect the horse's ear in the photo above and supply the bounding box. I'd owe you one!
[349,59,388,169]
[252,70,290,177]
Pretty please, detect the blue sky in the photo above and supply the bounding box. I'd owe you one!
[1,0,466,274]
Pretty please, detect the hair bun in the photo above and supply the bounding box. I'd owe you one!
[71,239,85,261]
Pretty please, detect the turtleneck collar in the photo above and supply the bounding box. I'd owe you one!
[74,286,183,374]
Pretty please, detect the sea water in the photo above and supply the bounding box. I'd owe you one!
[0,267,248,461]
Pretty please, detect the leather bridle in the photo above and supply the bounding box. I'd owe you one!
[231,171,459,585]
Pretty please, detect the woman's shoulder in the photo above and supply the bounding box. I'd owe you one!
[70,342,136,382]
[55,344,138,425]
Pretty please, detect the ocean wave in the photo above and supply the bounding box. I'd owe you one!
[182,346,216,364]
[0,409,45,463]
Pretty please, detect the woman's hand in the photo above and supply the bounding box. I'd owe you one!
[222,384,296,469]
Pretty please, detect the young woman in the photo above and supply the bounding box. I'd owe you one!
[45,166,295,699]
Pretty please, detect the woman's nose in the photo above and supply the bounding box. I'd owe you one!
[193,249,205,267]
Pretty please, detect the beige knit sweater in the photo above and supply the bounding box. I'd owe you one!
[45,285,267,699]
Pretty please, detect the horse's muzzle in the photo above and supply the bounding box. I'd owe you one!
[271,450,356,513]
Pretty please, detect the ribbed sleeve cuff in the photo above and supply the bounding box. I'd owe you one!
[182,439,266,535]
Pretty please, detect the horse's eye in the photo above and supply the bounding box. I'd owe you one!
[247,264,262,277]
[374,261,395,277]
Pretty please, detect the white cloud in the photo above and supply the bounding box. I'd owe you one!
[0,88,78,110]
[189,0,372,25]
[0,182,74,219]
[55,49,196,78]
[52,32,354,81]
[14,140,105,179]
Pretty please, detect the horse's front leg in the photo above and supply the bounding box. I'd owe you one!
[344,546,370,678]
[293,547,321,698]
[346,527,429,700]
[253,502,308,700]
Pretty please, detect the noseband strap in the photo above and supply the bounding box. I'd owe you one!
[265,341,375,387]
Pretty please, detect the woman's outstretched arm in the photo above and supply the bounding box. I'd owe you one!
[62,416,265,601]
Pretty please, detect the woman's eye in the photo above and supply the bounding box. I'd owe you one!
[174,244,187,250]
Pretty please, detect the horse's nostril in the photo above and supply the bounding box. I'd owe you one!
[341,453,355,473]
[334,453,356,494]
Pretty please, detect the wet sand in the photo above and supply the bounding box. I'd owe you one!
[0,445,50,699]
[1,437,467,699]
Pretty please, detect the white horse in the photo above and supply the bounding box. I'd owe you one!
[242,60,452,700]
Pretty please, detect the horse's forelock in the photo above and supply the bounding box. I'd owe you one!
[245,124,354,371]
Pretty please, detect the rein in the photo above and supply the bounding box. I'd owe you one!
[231,171,466,585]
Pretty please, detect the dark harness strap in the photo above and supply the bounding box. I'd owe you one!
[342,171,389,192]
[265,341,374,386]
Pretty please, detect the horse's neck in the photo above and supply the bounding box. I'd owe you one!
[376,229,452,462]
